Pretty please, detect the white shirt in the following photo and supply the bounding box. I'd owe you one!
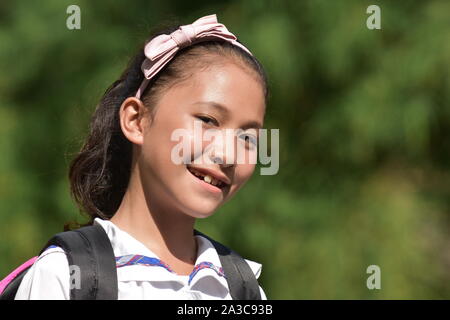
[15,218,267,300]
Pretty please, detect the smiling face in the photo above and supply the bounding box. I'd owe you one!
[134,61,265,218]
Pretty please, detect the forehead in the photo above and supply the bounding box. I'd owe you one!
[160,63,266,123]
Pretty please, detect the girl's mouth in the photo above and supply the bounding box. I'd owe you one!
[186,166,228,193]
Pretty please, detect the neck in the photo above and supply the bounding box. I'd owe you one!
[110,164,197,265]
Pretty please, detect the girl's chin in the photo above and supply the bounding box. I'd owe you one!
[177,197,219,219]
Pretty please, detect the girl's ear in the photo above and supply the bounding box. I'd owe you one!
[119,97,150,145]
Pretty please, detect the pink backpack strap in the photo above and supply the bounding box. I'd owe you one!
[0,256,38,295]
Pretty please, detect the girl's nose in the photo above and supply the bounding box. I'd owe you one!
[204,132,236,167]
[210,154,234,168]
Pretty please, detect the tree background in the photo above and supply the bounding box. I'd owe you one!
[1,0,449,299]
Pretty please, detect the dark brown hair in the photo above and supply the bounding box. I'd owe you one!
[67,22,269,229]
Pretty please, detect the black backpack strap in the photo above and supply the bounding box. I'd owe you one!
[194,230,261,300]
[41,224,118,300]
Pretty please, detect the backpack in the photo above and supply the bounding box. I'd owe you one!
[0,224,261,300]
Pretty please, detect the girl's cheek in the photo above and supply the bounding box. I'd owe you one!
[244,163,257,180]
[233,163,256,189]
[165,117,199,165]
[192,127,206,164]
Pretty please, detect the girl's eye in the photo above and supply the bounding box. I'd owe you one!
[196,115,218,126]
[240,134,257,149]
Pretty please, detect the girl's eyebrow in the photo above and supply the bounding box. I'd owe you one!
[192,101,229,117]
[192,101,263,129]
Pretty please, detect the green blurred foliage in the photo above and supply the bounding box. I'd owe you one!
[1,0,449,299]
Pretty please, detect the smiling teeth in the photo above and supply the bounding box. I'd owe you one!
[188,167,223,187]
[204,175,221,187]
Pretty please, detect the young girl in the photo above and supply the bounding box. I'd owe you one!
[14,14,269,300]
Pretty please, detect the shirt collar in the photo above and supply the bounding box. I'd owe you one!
[93,218,230,292]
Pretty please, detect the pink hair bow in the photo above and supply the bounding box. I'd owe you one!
[135,14,253,98]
